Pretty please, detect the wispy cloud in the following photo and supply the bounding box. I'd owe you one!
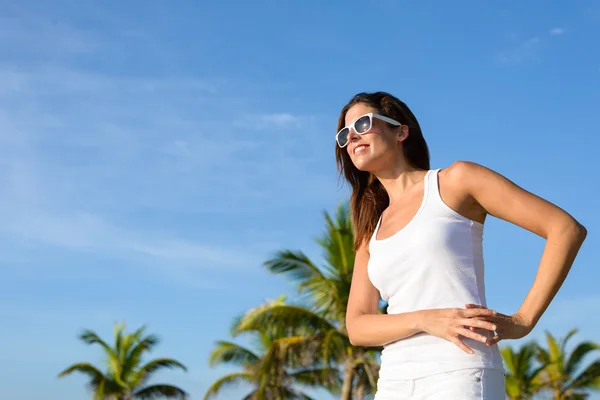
[495,28,566,65]
[0,14,99,56]
[0,65,330,270]
[234,112,316,130]
[0,12,336,277]
[495,36,542,65]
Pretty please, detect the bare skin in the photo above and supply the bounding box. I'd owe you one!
[344,103,587,353]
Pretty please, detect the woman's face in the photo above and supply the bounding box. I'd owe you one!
[342,103,404,172]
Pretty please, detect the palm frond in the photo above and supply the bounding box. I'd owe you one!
[134,384,187,399]
[317,328,349,365]
[122,334,160,381]
[289,367,342,394]
[566,341,600,377]
[235,302,339,336]
[113,323,127,365]
[94,378,107,400]
[241,388,259,400]
[282,387,315,400]
[255,341,287,383]
[79,329,122,379]
[316,206,355,278]
[203,372,254,400]
[567,360,600,391]
[501,342,545,399]
[270,335,324,370]
[57,362,105,383]
[209,341,260,368]
[546,331,564,370]
[264,250,341,310]
[134,358,187,386]
[264,250,325,285]
[561,328,579,353]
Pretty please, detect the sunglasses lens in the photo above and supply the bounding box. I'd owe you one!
[355,115,371,134]
[337,128,350,147]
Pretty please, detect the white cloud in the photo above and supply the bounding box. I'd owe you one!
[259,112,302,126]
[234,112,315,130]
[0,3,341,284]
[0,206,254,268]
[0,51,333,277]
[495,27,569,65]
[495,36,541,65]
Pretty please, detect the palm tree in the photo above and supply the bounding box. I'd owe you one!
[235,204,381,400]
[501,341,547,399]
[58,322,188,400]
[205,303,342,400]
[536,329,600,400]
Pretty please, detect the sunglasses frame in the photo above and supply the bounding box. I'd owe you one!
[336,112,402,148]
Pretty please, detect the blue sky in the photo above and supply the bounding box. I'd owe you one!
[1,0,599,399]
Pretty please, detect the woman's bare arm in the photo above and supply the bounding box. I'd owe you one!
[345,243,422,346]
[453,161,587,342]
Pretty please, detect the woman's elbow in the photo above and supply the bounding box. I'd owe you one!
[348,332,360,347]
[565,218,587,244]
[551,216,587,244]
[348,333,364,347]
[575,222,588,242]
[346,318,363,346]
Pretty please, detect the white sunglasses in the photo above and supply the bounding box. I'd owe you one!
[336,112,401,148]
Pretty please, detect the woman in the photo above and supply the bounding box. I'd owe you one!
[338,92,587,399]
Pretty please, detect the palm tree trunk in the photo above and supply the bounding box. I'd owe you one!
[340,360,355,400]
[356,384,364,399]
[553,391,562,400]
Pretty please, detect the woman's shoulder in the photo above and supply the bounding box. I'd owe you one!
[437,160,492,185]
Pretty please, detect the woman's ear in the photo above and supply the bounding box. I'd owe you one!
[398,125,409,143]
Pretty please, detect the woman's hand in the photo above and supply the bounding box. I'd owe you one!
[465,304,533,346]
[420,307,499,354]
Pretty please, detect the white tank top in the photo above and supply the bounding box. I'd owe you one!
[368,169,504,380]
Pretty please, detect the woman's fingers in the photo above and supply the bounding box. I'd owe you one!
[460,318,497,332]
[449,336,474,354]
[486,335,502,346]
[463,308,497,318]
[465,304,510,321]
[457,328,489,344]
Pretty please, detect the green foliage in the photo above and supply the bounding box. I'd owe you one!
[58,323,187,400]
[204,309,343,400]
[536,329,600,399]
[235,203,379,400]
[502,329,600,400]
[502,341,547,399]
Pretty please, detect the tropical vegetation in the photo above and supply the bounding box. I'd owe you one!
[58,323,188,400]
[59,204,599,399]
[204,299,342,400]
[207,203,600,399]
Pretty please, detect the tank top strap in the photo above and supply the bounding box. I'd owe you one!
[427,168,441,194]
[423,168,444,210]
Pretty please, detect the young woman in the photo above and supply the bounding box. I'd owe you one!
[338,92,587,399]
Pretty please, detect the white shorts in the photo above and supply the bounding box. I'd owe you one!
[374,368,506,400]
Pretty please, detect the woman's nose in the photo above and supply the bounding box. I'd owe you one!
[347,129,360,142]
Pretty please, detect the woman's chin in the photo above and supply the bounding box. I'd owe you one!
[352,158,378,172]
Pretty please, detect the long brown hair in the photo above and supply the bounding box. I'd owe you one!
[335,92,430,250]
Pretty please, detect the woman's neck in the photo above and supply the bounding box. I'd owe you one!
[375,163,427,205]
